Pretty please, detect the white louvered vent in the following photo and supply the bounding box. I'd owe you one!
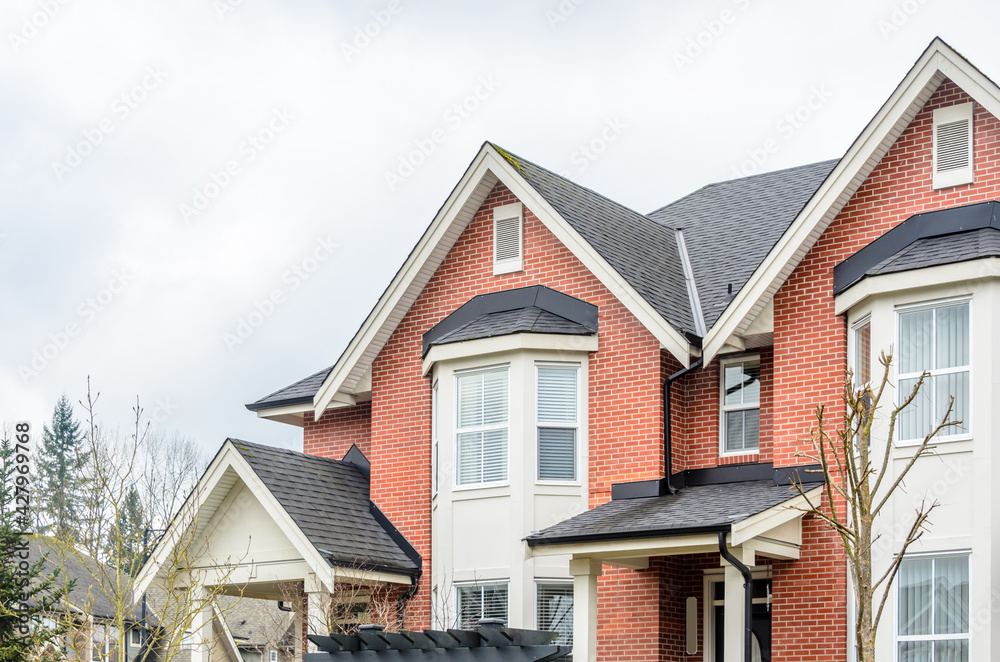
[493,203,523,274]
[933,103,974,189]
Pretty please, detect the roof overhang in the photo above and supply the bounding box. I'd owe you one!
[312,142,694,421]
[701,38,1000,363]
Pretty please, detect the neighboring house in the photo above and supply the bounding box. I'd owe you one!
[215,596,295,662]
[139,37,1000,661]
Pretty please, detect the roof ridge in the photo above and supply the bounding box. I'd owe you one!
[228,438,354,467]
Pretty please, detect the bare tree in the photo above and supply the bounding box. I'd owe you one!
[792,351,959,662]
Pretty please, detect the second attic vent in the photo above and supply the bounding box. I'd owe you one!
[932,102,974,189]
[493,202,523,275]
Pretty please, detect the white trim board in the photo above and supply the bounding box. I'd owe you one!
[312,143,693,420]
[701,38,1000,363]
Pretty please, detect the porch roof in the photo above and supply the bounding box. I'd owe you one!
[525,478,822,547]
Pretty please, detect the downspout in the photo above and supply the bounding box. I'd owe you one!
[396,570,421,627]
[718,532,753,662]
[663,359,702,493]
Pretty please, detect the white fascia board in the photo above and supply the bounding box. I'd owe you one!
[135,442,340,596]
[702,39,1000,364]
[313,143,696,420]
[730,485,822,546]
[528,533,720,559]
[422,333,598,375]
[834,258,1000,315]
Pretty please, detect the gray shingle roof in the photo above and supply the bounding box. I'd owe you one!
[431,306,595,347]
[493,144,698,337]
[525,479,821,546]
[866,227,1000,277]
[648,160,838,328]
[246,366,331,412]
[230,440,419,574]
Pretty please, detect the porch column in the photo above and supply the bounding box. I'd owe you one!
[722,546,755,662]
[189,586,212,662]
[306,588,331,652]
[570,558,602,662]
[294,602,304,660]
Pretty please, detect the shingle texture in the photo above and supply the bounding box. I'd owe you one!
[493,144,698,337]
[430,306,595,347]
[648,160,838,328]
[866,227,1000,276]
[247,366,332,411]
[526,479,821,545]
[231,440,418,573]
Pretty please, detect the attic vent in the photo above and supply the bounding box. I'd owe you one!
[933,102,974,189]
[493,202,523,275]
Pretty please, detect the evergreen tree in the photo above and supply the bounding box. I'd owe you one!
[37,396,87,541]
[108,488,148,576]
[0,428,69,660]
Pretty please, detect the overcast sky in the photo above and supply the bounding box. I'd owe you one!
[3,0,999,456]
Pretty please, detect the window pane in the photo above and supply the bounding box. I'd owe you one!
[481,429,508,483]
[482,585,508,622]
[935,303,969,370]
[539,428,576,480]
[457,374,484,428]
[855,321,871,385]
[457,586,484,628]
[726,410,744,451]
[899,558,933,636]
[537,584,574,645]
[934,557,969,635]
[899,377,932,442]
[457,431,483,485]
[538,368,577,423]
[483,370,508,425]
[724,360,760,406]
[934,372,968,435]
[899,641,933,662]
[900,309,934,374]
[934,639,969,662]
[744,408,760,450]
[725,409,759,452]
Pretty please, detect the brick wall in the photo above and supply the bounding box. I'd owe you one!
[303,402,372,459]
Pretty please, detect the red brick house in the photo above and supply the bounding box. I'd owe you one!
[140,38,999,661]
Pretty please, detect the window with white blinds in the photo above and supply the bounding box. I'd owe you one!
[536,583,573,646]
[537,365,579,481]
[721,356,761,454]
[897,300,969,443]
[933,103,974,189]
[897,555,969,661]
[456,583,509,628]
[456,367,509,486]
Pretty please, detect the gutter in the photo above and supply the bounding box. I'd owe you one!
[664,359,702,493]
[718,532,753,662]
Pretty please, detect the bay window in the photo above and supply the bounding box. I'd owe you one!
[721,356,761,454]
[897,299,970,443]
[897,555,969,661]
[537,364,579,481]
[456,367,509,486]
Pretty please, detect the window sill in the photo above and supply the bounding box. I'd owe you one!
[893,435,973,457]
[719,449,760,460]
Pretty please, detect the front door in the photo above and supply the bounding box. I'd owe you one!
[711,577,772,662]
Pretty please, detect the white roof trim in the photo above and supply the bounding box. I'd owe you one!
[702,38,1000,363]
[313,143,693,419]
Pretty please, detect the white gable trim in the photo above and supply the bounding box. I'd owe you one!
[313,143,692,419]
[702,39,1000,363]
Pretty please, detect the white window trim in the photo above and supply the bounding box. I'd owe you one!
[130,627,142,646]
[719,354,762,457]
[493,203,524,275]
[535,362,582,485]
[893,297,972,446]
[455,581,510,627]
[270,650,279,662]
[454,364,511,490]
[893,552,971,660]
[932,102,974,190]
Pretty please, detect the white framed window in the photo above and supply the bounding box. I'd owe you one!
[932,102,974,189]
[455,366,509,486]
[270,650,279,662]
[180,631,195,651]
[720,355,761,454]
[896,299,970,443]
[130,628,142,646]
[852,316,872,388]
[456,583,509,628]
[493,203,523,275]
[536,582,573,645]
[897,554,969,661]
[432,380,439,495]
[537,364,580,482]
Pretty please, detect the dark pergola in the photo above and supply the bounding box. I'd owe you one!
[303,621,571,661]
